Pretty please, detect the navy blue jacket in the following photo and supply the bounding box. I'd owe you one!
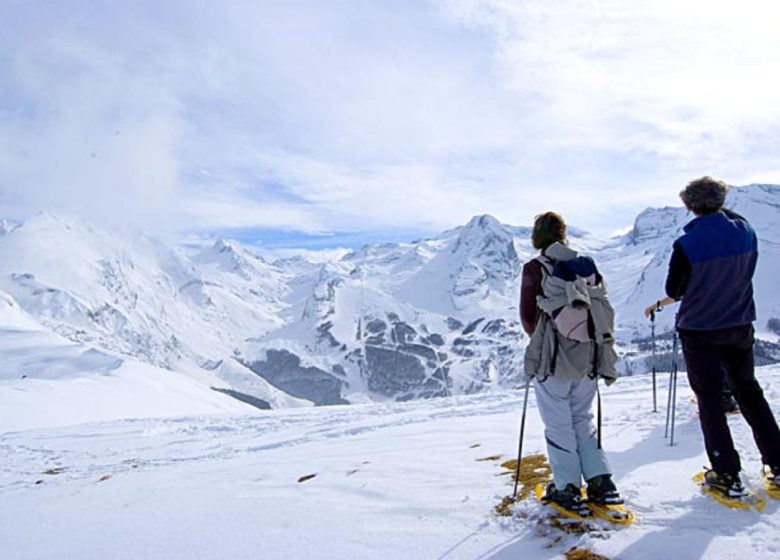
[666,209,757,330]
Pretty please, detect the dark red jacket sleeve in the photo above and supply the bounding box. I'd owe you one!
[520,259,543,336]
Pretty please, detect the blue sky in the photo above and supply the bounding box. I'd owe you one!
[1,0,779,250]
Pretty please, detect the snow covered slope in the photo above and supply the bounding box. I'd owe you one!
[0,213,307,410]
[3,364,780,559]
[0,288,255,431]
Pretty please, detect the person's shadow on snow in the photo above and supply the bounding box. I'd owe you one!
[599,414,767,559]
[613,499,769,559]
[607,416,702,480]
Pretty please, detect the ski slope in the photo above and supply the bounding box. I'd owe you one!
[3,367,780,559]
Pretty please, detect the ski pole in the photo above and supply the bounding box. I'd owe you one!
[651,310,657,413]
[669,329,679,446]
[664,339,674,439]
[512,378,532,499]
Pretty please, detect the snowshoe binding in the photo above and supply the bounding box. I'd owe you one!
[764,466,780,500]
[694,469,765,511]
[535,482,592,521]
[584,475,634,525]
[586,474,623,505]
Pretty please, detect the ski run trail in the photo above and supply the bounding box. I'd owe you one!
[3,368,780,560]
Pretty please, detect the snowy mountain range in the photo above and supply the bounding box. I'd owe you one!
[2,184,779,421]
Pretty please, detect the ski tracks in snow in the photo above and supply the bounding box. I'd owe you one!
[0,391,522,492]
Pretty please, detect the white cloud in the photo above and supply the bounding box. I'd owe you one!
[0,0,778,241]
[0,1,531,235]
[183,188,328,234]
[440,0,780,168]
[248,151,496,231]
[0,28,184,229]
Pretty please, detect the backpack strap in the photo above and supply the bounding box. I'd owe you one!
[536,255,555,276]
[535,255,555,300]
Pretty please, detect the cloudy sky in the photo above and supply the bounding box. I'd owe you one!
[1,0,779,249]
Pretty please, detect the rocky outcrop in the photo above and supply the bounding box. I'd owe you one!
[361,314,450,400]
[212,387,272,410]
[242,349,348,406]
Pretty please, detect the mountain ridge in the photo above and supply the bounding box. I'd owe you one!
[2,184,779,410]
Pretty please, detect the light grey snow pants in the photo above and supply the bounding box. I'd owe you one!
[534,375,611,490]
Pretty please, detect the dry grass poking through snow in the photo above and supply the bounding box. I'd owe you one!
[564,546,611,560]
[494,453,552,516]
[494,496,517,517]
[501,454,552,501]
[493,454,610,541]
[477,454,503,462]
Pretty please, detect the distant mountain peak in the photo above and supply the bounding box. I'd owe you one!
[463,214,505,234]
[454,214,516,252]
[741,183,780,194]
[629,206,687,245]
[213,238,234,252]
[20,212,103,239]
[192,239,271,280]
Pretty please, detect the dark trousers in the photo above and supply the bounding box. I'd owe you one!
[680,324,780,475]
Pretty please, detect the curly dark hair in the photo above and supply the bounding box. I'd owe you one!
[532,212,566,250]
[680,176,729,215]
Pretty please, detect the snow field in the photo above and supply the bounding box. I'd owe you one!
[3,368,780,559]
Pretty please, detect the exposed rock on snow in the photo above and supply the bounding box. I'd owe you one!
[240,349,348,406]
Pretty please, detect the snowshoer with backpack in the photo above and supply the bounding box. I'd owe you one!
[521,212,622,518]
[644,176,780,501]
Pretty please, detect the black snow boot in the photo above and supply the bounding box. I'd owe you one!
[586,474,624,505]
[542,483,592,518]
[766,466,780,490]
[721,393,739,414]
[703,469,747,499]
